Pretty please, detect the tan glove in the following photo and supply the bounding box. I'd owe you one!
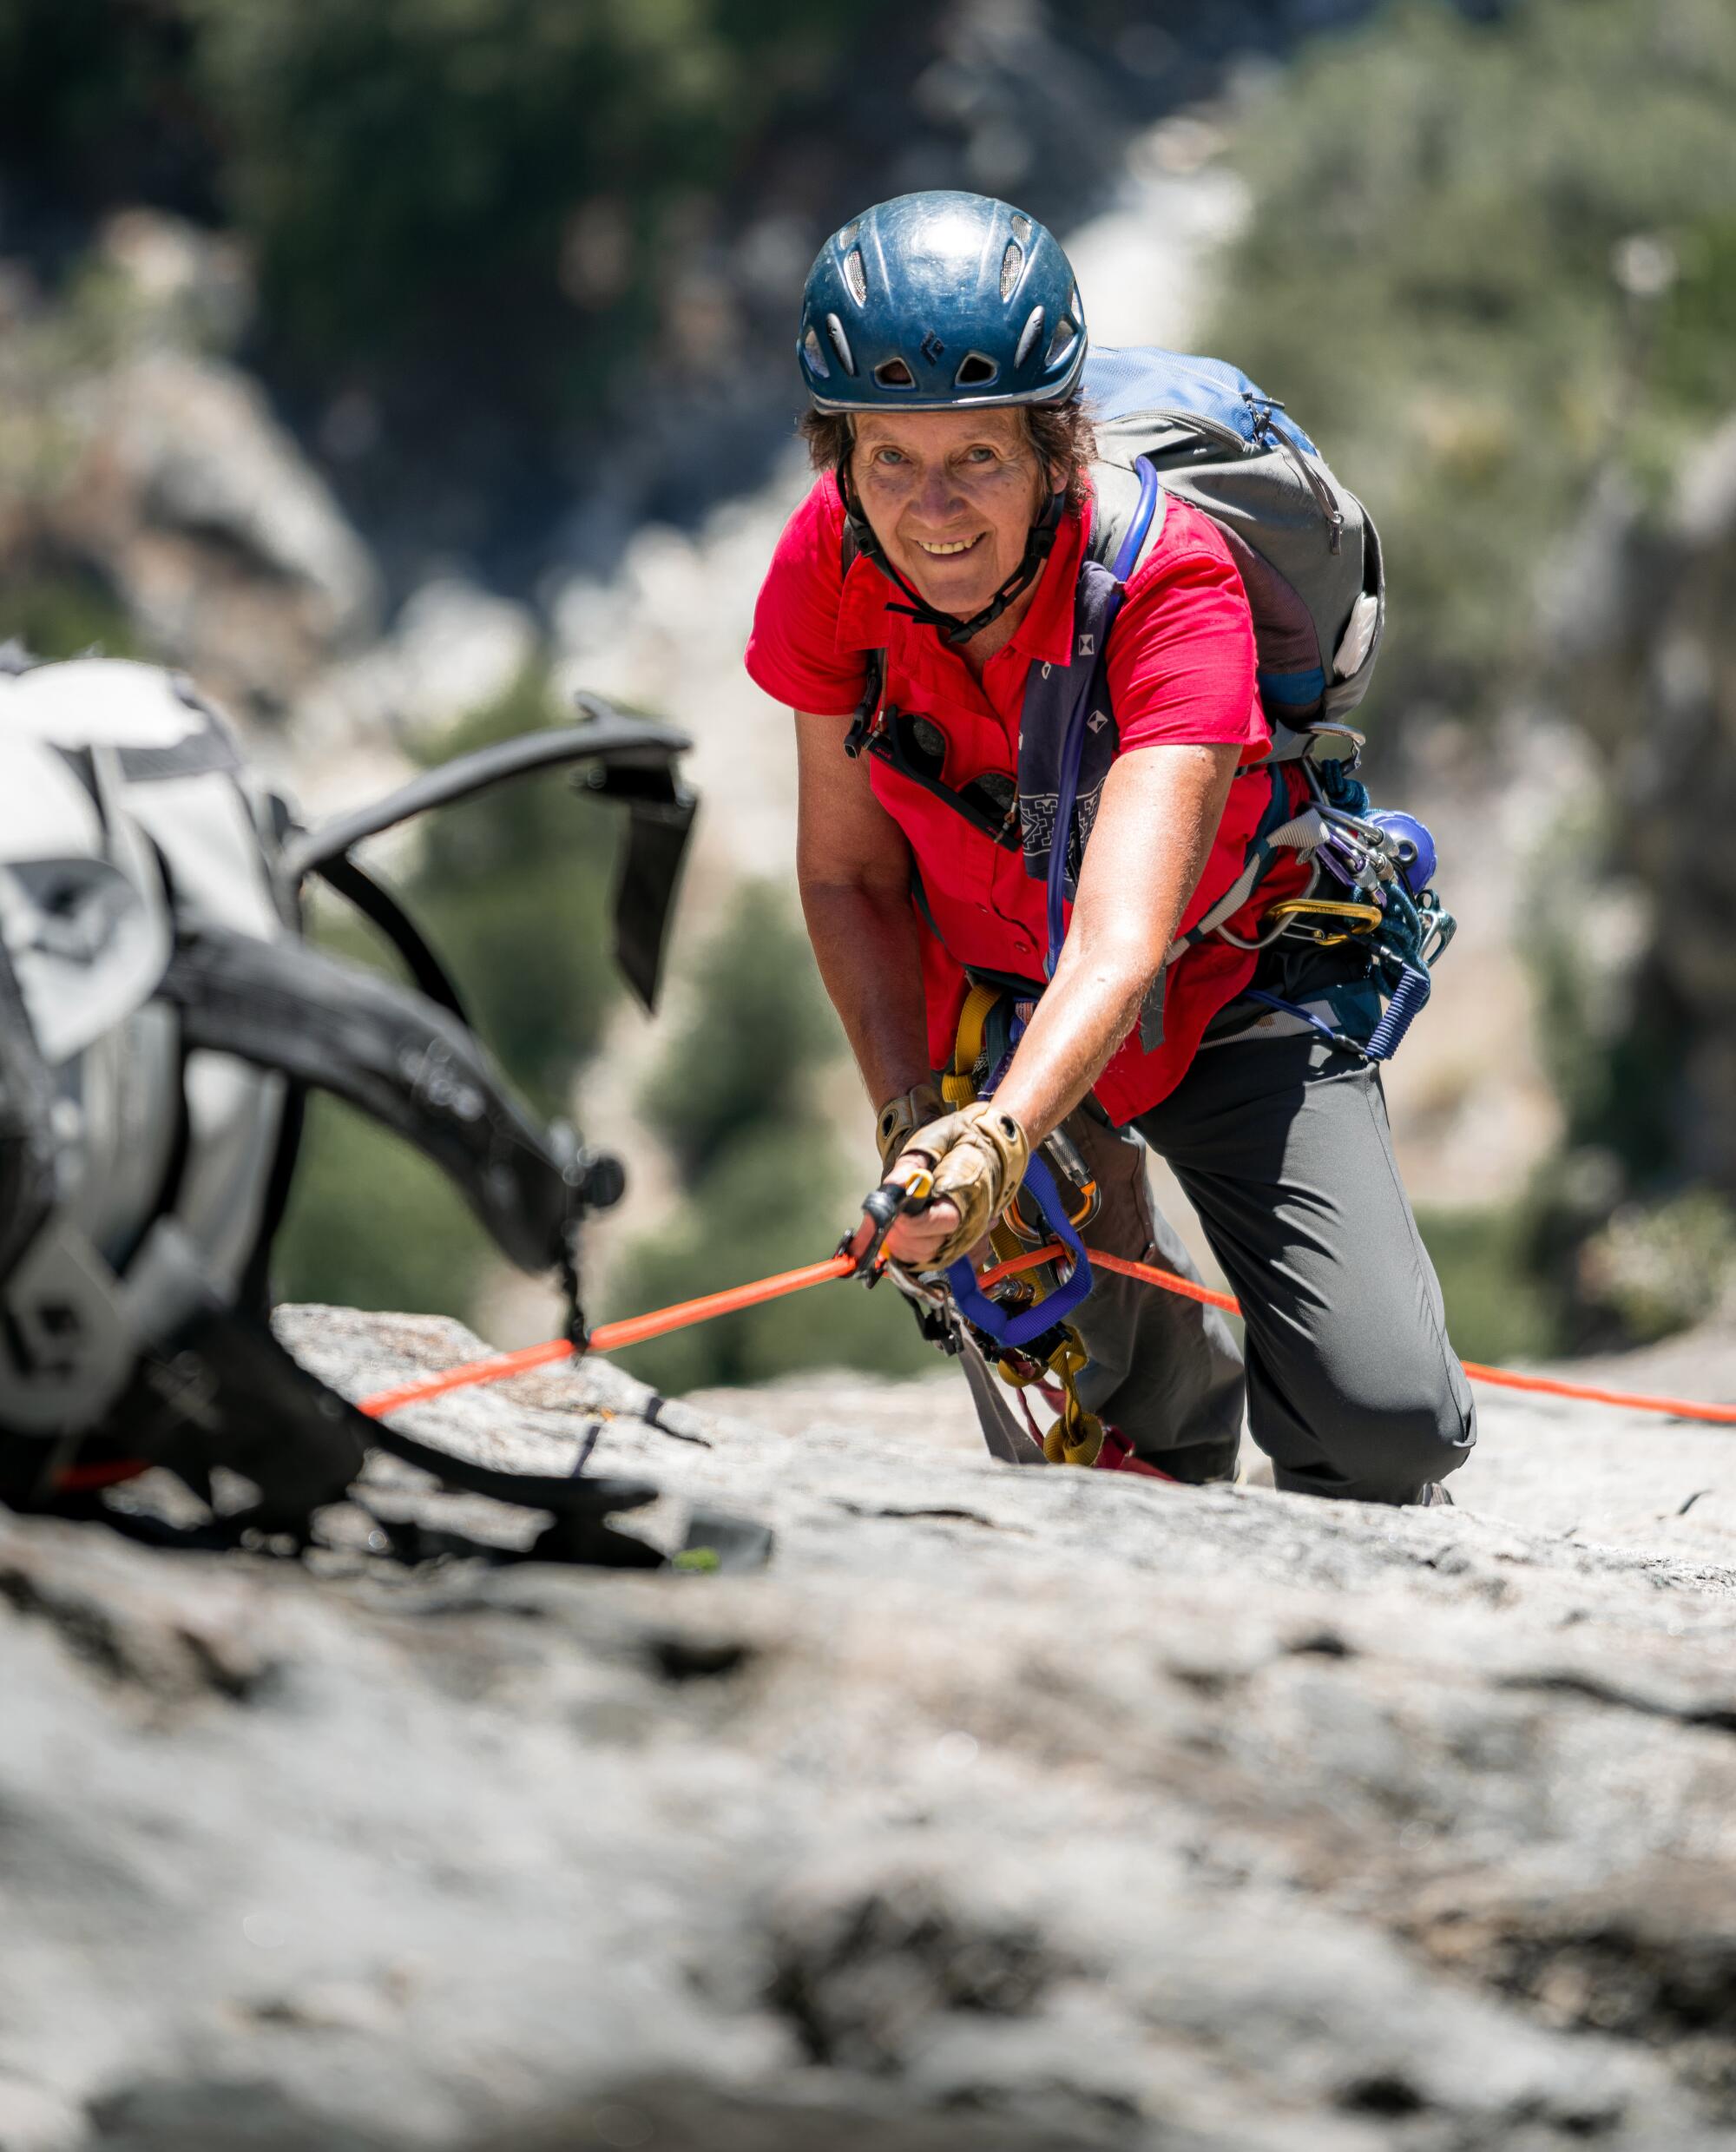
[901,1099,1030,1269]
[875,1079,945,1178]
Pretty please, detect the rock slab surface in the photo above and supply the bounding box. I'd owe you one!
[3,1306,1736,2150]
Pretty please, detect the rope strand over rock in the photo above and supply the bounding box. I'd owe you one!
[356,1243,1736,1431]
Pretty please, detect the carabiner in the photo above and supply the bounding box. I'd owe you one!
[1005,1126,1099,1240]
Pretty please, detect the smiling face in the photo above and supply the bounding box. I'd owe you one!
[849,407,1055,623]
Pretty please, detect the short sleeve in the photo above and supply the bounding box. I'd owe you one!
[744,477,870,716]
[1106,503,1267,760]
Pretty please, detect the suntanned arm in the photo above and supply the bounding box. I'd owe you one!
[793,709,933,1112]
[882,739,1240,1266]
[992,740,1241,1141]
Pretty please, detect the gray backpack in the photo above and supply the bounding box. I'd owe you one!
[0,654,761,1566]
[1082,345,1384,753]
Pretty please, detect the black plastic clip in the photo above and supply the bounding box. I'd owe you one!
[838,1167,935,1283]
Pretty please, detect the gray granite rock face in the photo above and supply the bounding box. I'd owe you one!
[4,1305,1736,2151]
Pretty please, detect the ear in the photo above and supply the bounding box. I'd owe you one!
[1031,452,1069,519]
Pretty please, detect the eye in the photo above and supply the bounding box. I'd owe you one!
[871,446,906,466]
[961,445,998,464]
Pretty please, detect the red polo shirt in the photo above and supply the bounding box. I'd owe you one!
[746,472,1307,1122]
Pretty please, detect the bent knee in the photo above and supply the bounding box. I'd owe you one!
[1272,1354,1475,1503]
[1333,1371,1475,1491]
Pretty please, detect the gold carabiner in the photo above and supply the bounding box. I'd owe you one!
[1262,896,1384,947]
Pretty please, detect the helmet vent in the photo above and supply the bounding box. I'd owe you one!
[825,313,857,374]
[1015,306,1045,369]
[1046,316,1079,367]
[999,240,1023,300]
[1009,212,1032,245]
[802,326,831,380]
[873,356,915,389]
[844,247,868,306]
[955,352,999,388]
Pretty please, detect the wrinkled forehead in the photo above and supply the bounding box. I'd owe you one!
[851,405,1032,457]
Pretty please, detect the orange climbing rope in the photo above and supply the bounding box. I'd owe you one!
[977,1241,1240,1313]
[1455,1360,1736,1425]
[356,1254,853,1418]
[976,1241,1736,1425]
[354,1235,1736,1431]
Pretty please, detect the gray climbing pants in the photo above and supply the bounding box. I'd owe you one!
[1054,1029,1475,1504]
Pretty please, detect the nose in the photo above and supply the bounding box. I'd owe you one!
[912,460,966,526]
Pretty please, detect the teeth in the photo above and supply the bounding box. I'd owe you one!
[917,538,976,556]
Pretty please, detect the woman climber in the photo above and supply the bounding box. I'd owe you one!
[745,190,1470,1504]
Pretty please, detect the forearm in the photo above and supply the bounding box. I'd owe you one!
[799,873,933,1110]
[990,937,1152,1145]
[992,742,1240,1145]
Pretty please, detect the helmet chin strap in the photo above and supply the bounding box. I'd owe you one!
[839,471,1068,648]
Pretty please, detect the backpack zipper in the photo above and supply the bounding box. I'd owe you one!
[1154,407,1248,455]
[1240,387,1344,555]
[1273,431,1344,554]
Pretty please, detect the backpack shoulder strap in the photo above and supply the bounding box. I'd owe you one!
[837,509,891,760]
[311,852,470,1025]
[843,648,887,760]
[158,925,591,1280]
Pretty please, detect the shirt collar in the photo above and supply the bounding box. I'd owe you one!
[834,484,1095,673]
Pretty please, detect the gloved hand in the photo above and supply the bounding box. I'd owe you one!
[875,1079,945,1178]
[896,1099,1030,1269]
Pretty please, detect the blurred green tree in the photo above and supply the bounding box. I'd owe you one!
[0,573,138,663]
[608,880,933,1392]
[0,0,214,218]
[0,0,933,526]
[181,0,902,422]
[1207,0,1736,721]
[1205,0,1736,1351]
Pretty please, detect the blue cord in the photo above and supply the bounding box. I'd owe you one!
[1240,988,1354,1054]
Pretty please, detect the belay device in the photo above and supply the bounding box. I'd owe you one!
[0,653,760,1568]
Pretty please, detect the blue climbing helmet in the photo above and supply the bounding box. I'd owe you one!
[800,193,1086,645]
[799,192,1087,413]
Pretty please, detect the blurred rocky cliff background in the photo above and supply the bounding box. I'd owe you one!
[3,0,1733,1379]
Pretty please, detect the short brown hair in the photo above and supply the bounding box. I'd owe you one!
[799,399,1097,513]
